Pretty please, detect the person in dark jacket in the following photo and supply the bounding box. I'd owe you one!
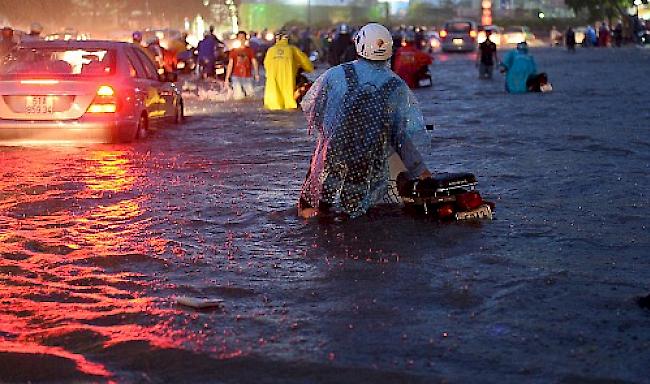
[327,24,355,67]
[613,22,623,47]
[565,27,576,52]
[476,30,498,79]
[197,31,218,79]
[0,27,16,58]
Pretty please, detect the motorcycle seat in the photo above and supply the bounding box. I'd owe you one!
[396,172,477,198]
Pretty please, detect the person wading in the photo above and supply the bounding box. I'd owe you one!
[392,32,433,88]
[298,23,431,219]
[263,32,313,110]
[476,30,498,80]
[225,31,260,100]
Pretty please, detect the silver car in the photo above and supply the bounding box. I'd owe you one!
[440,20,478,52]
[0,40,184,144]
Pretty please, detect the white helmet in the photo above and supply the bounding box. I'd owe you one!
[354,23,393,61]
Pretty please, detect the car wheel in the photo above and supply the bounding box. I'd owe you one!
[174,101,185,124]
[136,114,148,140]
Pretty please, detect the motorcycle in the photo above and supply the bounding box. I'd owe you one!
[395,171,494,220]
[526,72,552,93]
[176,49,197,74]
[294,69,313,105]
[294,52,320,104]
[416,65,433,88]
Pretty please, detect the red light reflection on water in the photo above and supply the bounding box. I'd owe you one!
[0,148,198,380]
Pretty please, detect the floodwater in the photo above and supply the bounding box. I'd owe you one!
[1,47,649,383]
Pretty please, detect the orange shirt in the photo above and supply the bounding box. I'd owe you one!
[228,47,255,78]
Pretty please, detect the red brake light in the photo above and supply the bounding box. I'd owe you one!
[440,30,448,38]
[470,30,478,38]
[87,85,117,113]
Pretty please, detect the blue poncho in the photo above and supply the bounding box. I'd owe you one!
[300,59,428,218]
[501,49,537,94]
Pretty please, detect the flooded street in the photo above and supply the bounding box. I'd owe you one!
[1,47,649,383]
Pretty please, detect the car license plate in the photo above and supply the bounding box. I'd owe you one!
[455,204,493,220]
[25,96,54,114]
[453,38,464,46]
[215,67,225,75]
[418,78,432,87]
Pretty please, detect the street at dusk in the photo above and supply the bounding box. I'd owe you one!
[1,44,649,382]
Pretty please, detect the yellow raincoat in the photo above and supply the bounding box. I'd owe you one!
[263,39,314,110]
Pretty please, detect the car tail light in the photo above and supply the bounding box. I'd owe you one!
[440,30,448,38]
[470,30,478,39]
[87,85,117,113]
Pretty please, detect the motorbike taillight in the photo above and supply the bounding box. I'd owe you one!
[456,191,483,211]
[437,204,455,219]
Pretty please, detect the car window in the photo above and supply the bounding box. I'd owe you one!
[0,47,115,77]
[446,22,472,33]
[134,49,159,80]
[125,48,146,78]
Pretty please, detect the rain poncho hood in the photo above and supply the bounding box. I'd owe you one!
[501,49,537,94]
[300,59,428,218]
[263,39,313,110]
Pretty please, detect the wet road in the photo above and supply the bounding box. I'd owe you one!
[1,47,649,383]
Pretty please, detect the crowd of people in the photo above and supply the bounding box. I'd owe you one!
[556,18,650,50]
[0,18,645,217]
[150,23,440,108]
[3,18,647,104]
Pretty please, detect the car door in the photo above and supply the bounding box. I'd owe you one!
[124,47,154,120]
[133,48,175,118]
[132,48,166,120]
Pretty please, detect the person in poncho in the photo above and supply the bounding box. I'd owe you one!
[500,42,537,94]
[298,23,431,219]
[263,33,314,110]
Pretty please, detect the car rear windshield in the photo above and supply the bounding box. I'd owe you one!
[446,23,472,33]
[0,47,116,77]
[505,27,524,33]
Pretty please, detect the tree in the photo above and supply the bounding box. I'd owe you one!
[564,0,633,21]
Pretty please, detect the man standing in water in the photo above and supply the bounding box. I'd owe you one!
[298,23,431,219]
[565,26,576,52]
[225,31,260,100]
[476,29,498,80]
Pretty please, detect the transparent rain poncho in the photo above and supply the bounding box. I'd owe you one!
[300,59,428,218]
